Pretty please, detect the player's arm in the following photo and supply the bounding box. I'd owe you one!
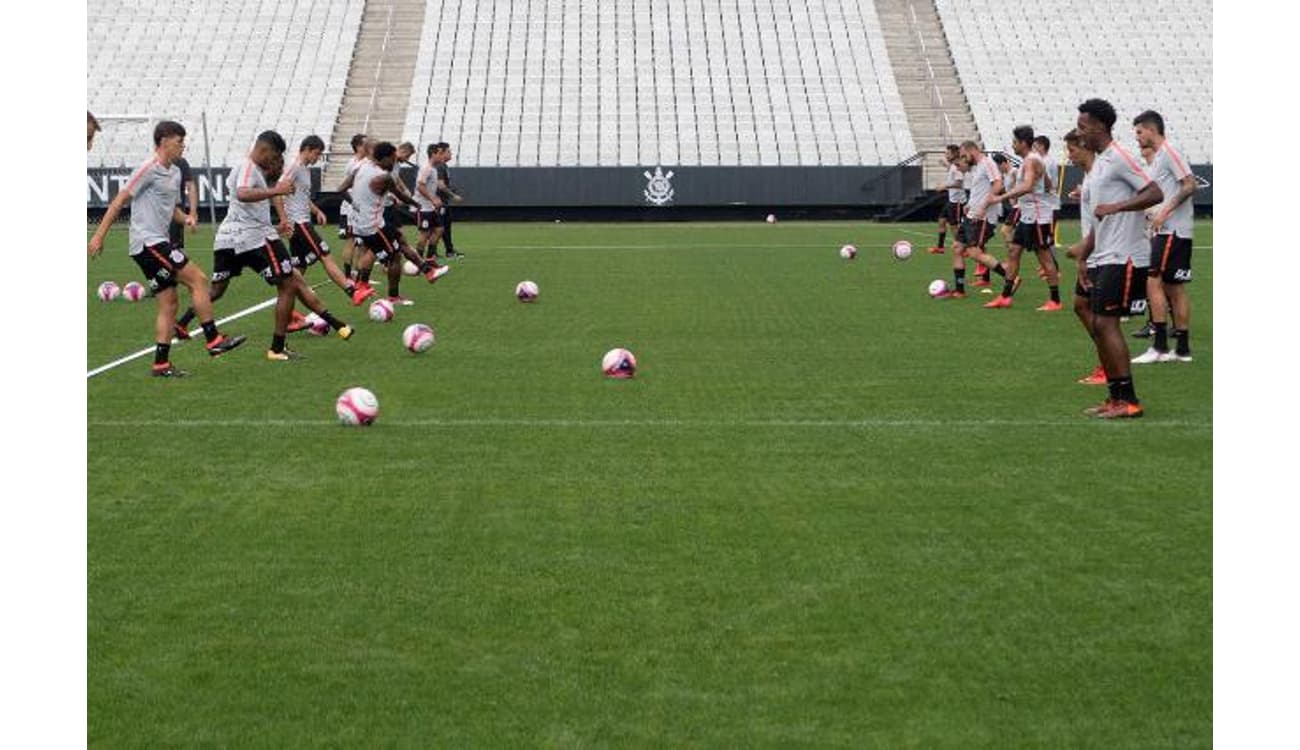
[88,188,134,257]
[977,175,1004,215]
[437,176,463,203]
[992,159,1040,203]
[184,177,199,230]
[416,181,442,208]
[308,198,328,225]
[337,171,356,194]
[272,195,292,236]
[376,173,418,208]
[1152,174,1197,232]
[1095,181,1163,219]
[172,205,190,226]
[237,180,293,203]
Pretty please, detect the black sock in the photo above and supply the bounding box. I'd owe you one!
[359,268,371,284]
[388,281,400,299]
[938,231,946,247]
[201,321,219,343]
[1114,376,1138,403]
[271,334,286,353]
[177,308,196,327]
[154,342,170,365]
[1049,285,1060,303]
[979,268,991,282]
[344,283,356,296]
[319,310,345,330]
[954,268,966,293]
[1002,279,1016,297]
[343,262,352,279]
[993,263,1007,278]
[1153,322,1169,352]
[1173,328,1190,356]
[1107,378,1121,401]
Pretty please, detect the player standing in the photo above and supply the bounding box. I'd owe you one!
[432,142,465,258]
[983,126,1061,310]
[1063,129,1106,385]
[1130,110,1198,364]
[87,120,245,376]
[1073,98,1164,418]
[929,144,965,254]
[414,143,445,259]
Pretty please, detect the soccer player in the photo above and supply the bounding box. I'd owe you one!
[994,153,1019,245]
[87,120,245,377]
[376,141,424,305]
[929,144,965,254]
[983,126,1062,310]
[349,141,450,302]
[432,142,465,258]
[87,111,101,151]
[945,141,1012,298]
[1130,110,1198,364]
[274,135,366,306]
[414,143,445,259]
[1034,135,1061,241]
[336,134,370,279]
[178,131,354,360]
[1072,98,1164,419]
[1063,129,1106,385]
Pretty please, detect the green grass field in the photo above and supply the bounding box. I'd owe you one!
[87,219,1212,747]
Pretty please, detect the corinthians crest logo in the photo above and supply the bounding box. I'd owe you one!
[643,167,674,206]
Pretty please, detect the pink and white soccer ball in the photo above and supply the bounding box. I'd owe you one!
[402,260,420,276]
[303,312,330,336]
[839,244,857,260]
[892,240,914,261]
[122,281,146,301]
[601,348,637,379]
[515,280,539,302]
[402,323,435,353]
[368,298,395,322]
[928,279,949,297]
[96,281,121,302]
[336,387,379,426]
[765,214,777,224]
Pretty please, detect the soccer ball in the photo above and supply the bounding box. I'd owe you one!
[892,240,914,261]
[601,348,637,379]
[402,259,419,276]
[336,386,379,426]
[303,312,330,336]
[96,281,121,302]
[402,323,435,353]
[928,279,949,297]
[765,214,777,224]
[122,281,146,301]
[839,244,857,260]
[515,280,539,302]
[368,298,395,322]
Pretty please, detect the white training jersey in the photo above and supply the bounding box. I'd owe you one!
[220,157,277,252]
[1150,141,1195,239]
[123,157,180,256]
[965,154,1003,222]
[348,161,388,236]
[1078,164,1101,268]
[341,156,365,221]
[280,157,313,224]
[945,163,967,203]
[415,161,441,211]
[1041,154,1061,211]
[1016,152,1051,225]
[1089,141,1156,267]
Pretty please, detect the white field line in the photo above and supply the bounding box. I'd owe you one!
[87,283,326,379]
[87,416,1212,430]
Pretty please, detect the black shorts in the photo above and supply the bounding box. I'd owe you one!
[1011,222,1052,251]
[943,200,965,225]
[417,210,443,231]
[1090,261,1149,317]
[383,205,412,229]
[220,240,295,285]
[956,218,995,249]
[168,220,185,249]
[358,228,404,265]
[289,223,331,267]
[132,242,190,292]
[1075,266,1098,298]
[1150,234,1193,284]
[1002,206,1019,226]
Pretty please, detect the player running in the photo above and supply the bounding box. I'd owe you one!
[1072,98,1164,418]
[983,126,1062,310]
[944,141,1013,298]
[336,134,371,281]
[929,144,965,254]
[348,141,450,303]
[1130,110,1198,364]
[88,120,245,376]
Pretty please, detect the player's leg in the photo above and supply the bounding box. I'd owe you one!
[441,206,460,257]
[1074,269,1105,384]
[1134,235,1174,362]
[1034,240,1062,311]
[288,269,353,339]
[931,209,948,254]
[176,261,245,356]
[1162,237,1193,361]
[948,227,968,297]
[176,248,237,337]
[149,286,185,376]
[1087,263,1145,417]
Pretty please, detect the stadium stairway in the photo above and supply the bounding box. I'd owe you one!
[324,0,427,184]
[873,0,979,185]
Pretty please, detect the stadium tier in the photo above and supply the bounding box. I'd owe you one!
[402,0,916,166]
[87,0,364,168]
[936,0,1213,162]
